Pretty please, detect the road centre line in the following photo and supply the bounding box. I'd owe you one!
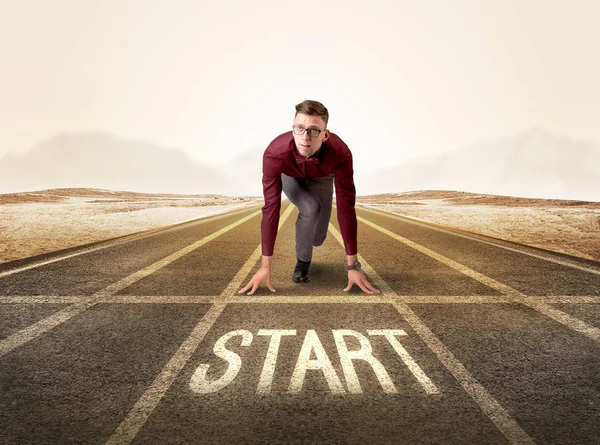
[106,202,295,445]
[356,204,600,277]
[328,223,536,445]
[355,213,600,344]
[0,203,263,279]
[0,209,263,359]
[2,295,600,304]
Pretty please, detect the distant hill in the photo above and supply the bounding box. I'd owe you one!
[0,187,250,205]
[0,132,237,195]
[356,127,600,201]
[356,190,600,208]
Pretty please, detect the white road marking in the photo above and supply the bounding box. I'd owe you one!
[354,215,600,343]
[2,295,600,304]
[368,329,440,395]
[328,223,536,445]
[106,202,295,445]
[257,330,297,394]
[357,203,600,276]
[190,329,253,394]
[0,209,262,358]
[0,203,263,279]
[333,329,397,394]
[288,329,346,395]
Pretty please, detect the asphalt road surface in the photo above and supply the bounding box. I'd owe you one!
[1,202,600,445]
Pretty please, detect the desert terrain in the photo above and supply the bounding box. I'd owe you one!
[356,191,600,262]
[0,188,261,264]
[0,188,598,265]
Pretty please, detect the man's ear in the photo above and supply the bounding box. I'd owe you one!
[323,129,330,142]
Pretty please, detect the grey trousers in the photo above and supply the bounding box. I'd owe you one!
[281,172,335,262]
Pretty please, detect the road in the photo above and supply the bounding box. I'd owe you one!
[1,202,600,445]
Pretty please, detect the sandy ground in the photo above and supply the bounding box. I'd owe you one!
[1,188,598,265]
[0,189,262,264]
[356,191,600,262]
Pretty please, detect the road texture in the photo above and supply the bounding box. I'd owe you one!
[1,201,599,445]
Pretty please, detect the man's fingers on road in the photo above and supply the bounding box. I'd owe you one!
[365,281,380,294]
[359,282,374,295]
[238,282,250,293]
[247,282,259,295]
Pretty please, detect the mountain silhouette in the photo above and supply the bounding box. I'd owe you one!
[0,132,238,195]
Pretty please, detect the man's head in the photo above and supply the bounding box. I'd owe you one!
[292,99,330,157]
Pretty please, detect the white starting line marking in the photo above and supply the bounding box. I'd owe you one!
[106,203,295,445]
[0,209,262,358]
[328,223,536,445]
[2,295,600,305]
[2,295,600,304]
[354,213,600,344]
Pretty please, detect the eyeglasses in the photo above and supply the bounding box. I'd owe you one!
[292,125,324,138]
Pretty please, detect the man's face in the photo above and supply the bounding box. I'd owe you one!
[292,113,330,157]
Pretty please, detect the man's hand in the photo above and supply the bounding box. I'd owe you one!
[343,270,381,295]
[239,268,275,296]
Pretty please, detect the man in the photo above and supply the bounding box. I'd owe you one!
[239,100,379,296]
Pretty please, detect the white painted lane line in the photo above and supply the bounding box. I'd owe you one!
[357,204,600,276]
[106,203,295,445]
[93,209,263,298]
[0,296,91,304]
[0,203,263,279]
[328,223,536,444]
[0,210,262,358]
[354,214,600,343]
[3,295,600,305]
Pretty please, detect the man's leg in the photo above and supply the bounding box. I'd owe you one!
[307,173,334,248]
[281,173,321,263]
[282,173,335,283]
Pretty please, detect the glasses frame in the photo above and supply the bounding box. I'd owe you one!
[292,125,324,138]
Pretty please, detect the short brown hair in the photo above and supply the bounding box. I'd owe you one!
[294,100,329,127]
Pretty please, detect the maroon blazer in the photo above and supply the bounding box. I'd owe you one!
[261,130,357,257]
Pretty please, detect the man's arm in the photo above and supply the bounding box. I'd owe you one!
[334,153,358,256]
[239,151,281,295]
[335,153,380,295]
[260,169,282,257]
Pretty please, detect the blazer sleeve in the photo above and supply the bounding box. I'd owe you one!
[261,150,282,256]
[334,152,358,255]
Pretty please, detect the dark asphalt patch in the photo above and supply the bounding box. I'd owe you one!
[133,304,508,444]
[0,303,211,444]
[118,212,261,296]
[409,302,600,444]
[356,207,600,296]
[330,215,502,296]
[550,303,600,329]
[0,303,70,339]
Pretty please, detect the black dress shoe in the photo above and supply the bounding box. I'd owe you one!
[292,258,311,283]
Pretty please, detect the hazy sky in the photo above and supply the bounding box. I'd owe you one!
[1,0,599,173]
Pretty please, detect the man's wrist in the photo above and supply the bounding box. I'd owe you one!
[261,255,273,269]
[346,254,358,267]
[346,253,361,271]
